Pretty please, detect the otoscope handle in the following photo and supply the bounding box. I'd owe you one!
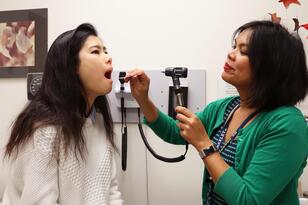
[172,77,184,107]
[176,93,184,107]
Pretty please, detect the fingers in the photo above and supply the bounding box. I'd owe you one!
[176,107,200,129]
[176,122,187,133]
[176,122,191,142]
[126,68,144,75]
[175,106,194,118]
[176,112,190,124]
[124,69,147,82]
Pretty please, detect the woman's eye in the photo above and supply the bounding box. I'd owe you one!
[240,49,248,55]
[104,50,108,54]
[91,50,100,54]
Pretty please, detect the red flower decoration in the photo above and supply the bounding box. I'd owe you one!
[278,0,301,9]
[300,24,308,30]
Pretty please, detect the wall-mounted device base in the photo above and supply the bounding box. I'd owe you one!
[108,68,206,123]
[27,72,43,100]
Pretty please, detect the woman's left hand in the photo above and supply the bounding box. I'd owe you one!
[175,106,211,151]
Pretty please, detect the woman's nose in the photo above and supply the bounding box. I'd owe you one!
[227,50,235,60]
[106,55,112,64]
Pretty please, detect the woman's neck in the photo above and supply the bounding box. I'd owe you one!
[237,100,257,117]
[238,94,257,113]
[237,87,253,108]
[86,95,96,115]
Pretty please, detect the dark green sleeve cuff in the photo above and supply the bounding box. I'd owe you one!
[143,109,163,127]
[214,167,242,204]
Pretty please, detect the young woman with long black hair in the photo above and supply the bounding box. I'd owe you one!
[2,23,123,205]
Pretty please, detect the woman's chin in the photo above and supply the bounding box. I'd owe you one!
[221,73,230,82]
[105,85,113,95]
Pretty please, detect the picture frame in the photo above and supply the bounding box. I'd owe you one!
[0,8,47,78]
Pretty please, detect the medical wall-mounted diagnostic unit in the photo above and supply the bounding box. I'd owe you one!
[108,68,206,123]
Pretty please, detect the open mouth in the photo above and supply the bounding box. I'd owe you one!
[105,71,112,79]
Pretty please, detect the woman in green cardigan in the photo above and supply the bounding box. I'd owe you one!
[125,20,308,205]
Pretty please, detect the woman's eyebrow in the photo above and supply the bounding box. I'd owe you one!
[89,45,102,49]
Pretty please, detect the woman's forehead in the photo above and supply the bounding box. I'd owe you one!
[83,35,103,48]
[236,29,252,43]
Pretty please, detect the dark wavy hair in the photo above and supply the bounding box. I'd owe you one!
[5,23,116,159]
[233,20,308,111]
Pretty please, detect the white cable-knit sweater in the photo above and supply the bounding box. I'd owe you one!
[2,113,123,205]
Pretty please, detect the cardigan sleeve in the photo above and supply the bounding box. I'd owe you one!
[144,97,234,145]
[145,109,186,145]
[214,111,308,205]
[17,126,60,205]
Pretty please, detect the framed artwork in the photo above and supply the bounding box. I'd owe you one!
[0,8,47,78]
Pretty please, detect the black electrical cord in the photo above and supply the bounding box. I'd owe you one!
[119,70,189,168]
[137,108,188,163]
[120,77,127,171]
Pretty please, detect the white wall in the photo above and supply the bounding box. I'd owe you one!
[1,0,308,204]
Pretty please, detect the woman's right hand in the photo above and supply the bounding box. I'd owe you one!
[125,69,150,104]
[125,69,158,123]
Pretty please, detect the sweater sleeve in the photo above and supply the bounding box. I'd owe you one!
[19,126,60,205]
[145,109,186,145]
[108,157,123,205]
[214,111,308,205]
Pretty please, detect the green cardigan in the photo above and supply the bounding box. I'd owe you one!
[146,96,308,205]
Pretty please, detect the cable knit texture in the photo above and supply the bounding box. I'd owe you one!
[1,114,123,205]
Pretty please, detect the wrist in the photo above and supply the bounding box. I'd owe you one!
[138,98,158,123]
[195,138,212,152]
[136,96,151,106]
[198,143,218,159]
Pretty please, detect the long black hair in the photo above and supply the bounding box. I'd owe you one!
[233,20,308,110]
[5,23,116,159]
